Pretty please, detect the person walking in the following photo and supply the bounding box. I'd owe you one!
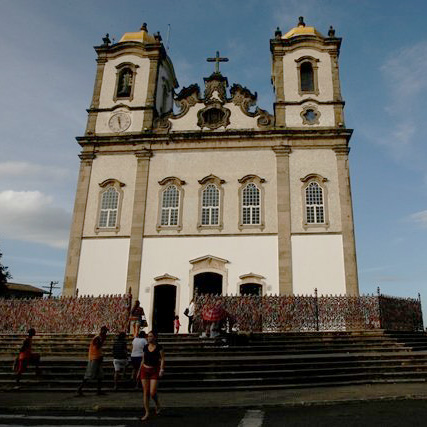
[129,300,144,337]
[174,315,181,334]
[138,331,165,421]
[76,325,108,396]
[187,299,195,333]
[15,328,41,387]
[112,331,128,391]
[131,330,147,389]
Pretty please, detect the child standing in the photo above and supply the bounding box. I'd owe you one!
[174,315,181,334]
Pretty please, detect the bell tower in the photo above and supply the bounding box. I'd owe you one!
[270,17,344,129]
[85,23,178,136]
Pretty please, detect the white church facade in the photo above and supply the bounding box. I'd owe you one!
[63,18,359,332]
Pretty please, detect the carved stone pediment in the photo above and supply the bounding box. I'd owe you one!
[161,72,273,131]
[189,255,229,272]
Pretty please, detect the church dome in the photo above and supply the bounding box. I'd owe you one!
[119,23,156,43]
[283,17,324,39]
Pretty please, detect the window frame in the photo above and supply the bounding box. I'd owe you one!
[95,179,125,233]
[300,174,329,228]
[113,62,139,102]
[197,174,225,230]
[295,56,320,96]
[238,175,266,230]
[238,273,266,296]
[156,176,186,232]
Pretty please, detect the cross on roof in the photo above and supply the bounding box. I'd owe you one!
[207,51,229,74]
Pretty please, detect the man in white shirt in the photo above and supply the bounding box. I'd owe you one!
[187,299,195,333]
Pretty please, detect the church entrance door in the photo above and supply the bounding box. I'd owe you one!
[152,285,176,333]
[194,272,223,296]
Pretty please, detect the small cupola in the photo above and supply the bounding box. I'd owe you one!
[283,16,325,39]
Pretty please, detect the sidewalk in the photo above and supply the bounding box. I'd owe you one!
[1,382,427,413]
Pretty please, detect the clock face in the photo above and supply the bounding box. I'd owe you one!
[108,112,131,132]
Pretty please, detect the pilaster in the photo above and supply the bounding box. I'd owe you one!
[334,145,359,295]
[125,149,153,301]
[330,50,345,127]
[63,152,95,296]
[273,145,292,295]
[272,51,286,127]
[142,55,161,129]
[85,56,107,135]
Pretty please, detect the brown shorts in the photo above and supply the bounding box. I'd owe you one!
[140,365,160,380]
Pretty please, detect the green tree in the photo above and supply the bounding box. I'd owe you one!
[0,250,12,296]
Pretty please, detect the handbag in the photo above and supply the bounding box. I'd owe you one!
[184,308,189,317]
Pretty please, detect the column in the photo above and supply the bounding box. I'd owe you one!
[63,152,95,296]
[125,149,152,301]
[334,145,359,296]
[273,146,292,295]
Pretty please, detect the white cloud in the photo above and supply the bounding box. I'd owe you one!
[0,161,71,180]
[0,190,71,248]
[409,210,427,228]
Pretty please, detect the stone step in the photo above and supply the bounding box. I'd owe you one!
[3,370,427,392]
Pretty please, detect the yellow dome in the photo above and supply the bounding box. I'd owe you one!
[283,17,324,39]
[119,23,156,44]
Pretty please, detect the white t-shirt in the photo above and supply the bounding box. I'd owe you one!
[131,337,147,357]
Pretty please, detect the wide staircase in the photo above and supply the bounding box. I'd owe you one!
[1,331,427,392]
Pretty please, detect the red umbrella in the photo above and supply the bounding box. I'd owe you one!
[202,305,224,322]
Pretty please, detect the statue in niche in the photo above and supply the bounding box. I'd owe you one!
[117,69,132,97]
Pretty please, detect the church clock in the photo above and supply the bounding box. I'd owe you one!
[108,112,131,132]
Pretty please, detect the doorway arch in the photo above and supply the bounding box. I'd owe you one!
[152,284,176,333]
[194,272,223,296]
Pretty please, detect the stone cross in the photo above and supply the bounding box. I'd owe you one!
[207,51,229,73]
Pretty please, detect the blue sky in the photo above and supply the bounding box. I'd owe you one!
[1,0,427,305]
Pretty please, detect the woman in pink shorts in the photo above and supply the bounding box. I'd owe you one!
[138,331,164,421]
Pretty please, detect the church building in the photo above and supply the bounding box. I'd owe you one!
[63,18,359,332]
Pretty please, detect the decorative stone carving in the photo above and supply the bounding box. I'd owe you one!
[256,108,274,128]
[203,73,228,103]
[153,113,172,133]
[230,84,273,129]
[174,84,200,118]
[230,84,257,114]
[197,102,231,130]
[301,104,321,125]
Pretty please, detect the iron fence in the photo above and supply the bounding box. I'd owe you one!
[194,289,423,332]
[0,294,132,334]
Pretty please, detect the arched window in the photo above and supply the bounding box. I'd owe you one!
[161,185,180,226]
[197,175,225,229]
[238,175,265,229]
[296,56,319,96]
[300,62,314,92]
[116,68,133,98]
[242,183,260,225]
[305,182,324,224]
[201,184,220,225]
[157,177,185,231]
[98,187,119,228]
